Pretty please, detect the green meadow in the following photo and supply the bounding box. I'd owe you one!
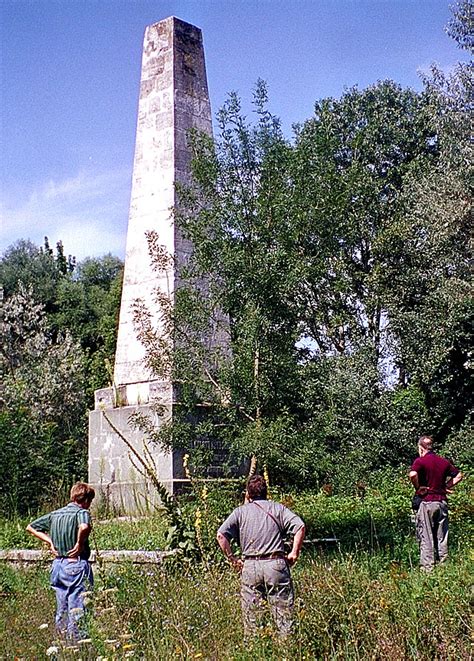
[1,476,471,660]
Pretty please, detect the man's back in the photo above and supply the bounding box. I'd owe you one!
[411,452,458,501]
[30,502,91,558]
[218,499,303,557]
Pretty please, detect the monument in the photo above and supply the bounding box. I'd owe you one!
[88,17,213,510]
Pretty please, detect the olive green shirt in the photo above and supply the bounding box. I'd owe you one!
[30,502,92,559]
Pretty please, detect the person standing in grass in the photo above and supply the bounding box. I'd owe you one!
[409,435,463,572]
[217,474,305,638]
[26,482,95,642]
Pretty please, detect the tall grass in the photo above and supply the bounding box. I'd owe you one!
[1,474,471,658]
[1,549,471,659]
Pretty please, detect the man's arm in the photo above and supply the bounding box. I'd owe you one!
[409,470,419,490]
[67,523,91,558]
[286,525,305,566]
[216,532,243,572]
[446,471,463,490]
[26,524,58,557]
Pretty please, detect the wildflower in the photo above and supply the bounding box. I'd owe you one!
[46,647,59,656]
[39,623,49,630]
[123,644,136,650]
[124,653,135,658]
[104,639,119,645]
[78,638,93,645]
[183,454,191,479]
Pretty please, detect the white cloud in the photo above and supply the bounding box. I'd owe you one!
[0,169,131,261]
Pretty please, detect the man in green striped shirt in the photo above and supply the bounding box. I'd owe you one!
[27,482,95,642]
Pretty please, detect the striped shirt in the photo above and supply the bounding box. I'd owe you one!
[218,499,304,556]
[30,502,92,559]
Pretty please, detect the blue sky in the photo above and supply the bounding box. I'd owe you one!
[0,0,466,261]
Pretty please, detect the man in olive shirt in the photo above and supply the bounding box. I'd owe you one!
[27,482,95,641]
[217,475,305,637]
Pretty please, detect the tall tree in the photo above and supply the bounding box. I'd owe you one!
[135,82,304,473]
[0,284,87,512]
[291,81,438,374]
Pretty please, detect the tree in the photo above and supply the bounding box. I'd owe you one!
[291,81,438,372]
[131,5,472,486]
[55,254,123,397]
[383,1,473,440]
[134,75,471,487]
[0,241,124,401]
[0,284,87,512]
[0,238,74,315]
[134,82,305,475]
[446,0,474,52]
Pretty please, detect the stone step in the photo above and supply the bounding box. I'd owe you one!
[0,549,176,564]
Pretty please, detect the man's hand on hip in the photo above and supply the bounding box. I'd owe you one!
[286,551,299,566]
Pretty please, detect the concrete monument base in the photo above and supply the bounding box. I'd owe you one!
[88,393,185,513]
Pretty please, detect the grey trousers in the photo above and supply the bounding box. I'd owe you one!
[416,501,449,571]
[240,557,294,637]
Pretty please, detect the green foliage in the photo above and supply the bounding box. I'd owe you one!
[55,254,123,398]
[0,238,74,313]
[292,81,437,362]
[0,408,86,515]
[135,70,470,487]
[0,242,123,515]
[446,0,474,51]
[0,281,88,514]
[0,283,87,432]
[0,240,123,401]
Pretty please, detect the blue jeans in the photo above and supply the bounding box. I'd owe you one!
[50,558,93,640]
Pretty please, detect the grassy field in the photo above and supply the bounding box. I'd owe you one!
[1,548,472,660]
[1,476,472,659]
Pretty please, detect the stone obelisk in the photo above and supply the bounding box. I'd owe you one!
[88,17,212,510]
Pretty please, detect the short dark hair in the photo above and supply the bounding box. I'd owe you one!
[70,482,95,505]
[418,435,433,451]
[246,475,267,500]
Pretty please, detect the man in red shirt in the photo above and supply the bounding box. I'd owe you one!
[409,435,463,571]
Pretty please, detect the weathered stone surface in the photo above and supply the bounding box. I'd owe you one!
[113,17,212,392]
[0,549,175,564]
[88,18,213,507]
[88,402,185,511]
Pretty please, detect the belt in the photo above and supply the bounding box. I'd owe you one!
[243,552,286,561]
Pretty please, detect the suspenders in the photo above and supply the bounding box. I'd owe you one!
[252,500,284,535]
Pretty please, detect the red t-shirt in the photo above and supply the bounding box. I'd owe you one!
[411,452,459,502]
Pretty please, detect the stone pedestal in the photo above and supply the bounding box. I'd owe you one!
[88,395,185,513]
[88,17,213,511]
